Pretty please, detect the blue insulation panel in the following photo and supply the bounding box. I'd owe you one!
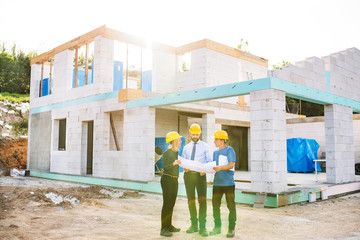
[141,70,152,91]
[42,78,49,96]
[113,61,124,91]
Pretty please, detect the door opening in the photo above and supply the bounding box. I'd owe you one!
[87,121,94,175]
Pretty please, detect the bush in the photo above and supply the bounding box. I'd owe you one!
[0,92,29,103]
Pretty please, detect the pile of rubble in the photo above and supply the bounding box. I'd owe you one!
[0,100,29,137]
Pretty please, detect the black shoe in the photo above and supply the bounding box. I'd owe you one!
[199,229,208,237]
[209,227,221,236]
[186,225,198,233]
[160,229,173,237]
[168,225,180,232]
[226,229,235,238]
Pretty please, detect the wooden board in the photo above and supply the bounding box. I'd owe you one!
[118,88,143,102]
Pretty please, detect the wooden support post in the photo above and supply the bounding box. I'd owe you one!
[126,44,128,89]
[40,63,44,97]
[110,113,120,151]
[49,60,53,94]
[140,48,142,90]
[74,48,79,88]
[85,43,89,85]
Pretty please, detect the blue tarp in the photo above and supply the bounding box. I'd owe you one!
[287,138,322,173]
[141,70,152,91]
[113,61,123,91]
[42,78,49,96]
[155,137,186,172]
[72,63,94,88]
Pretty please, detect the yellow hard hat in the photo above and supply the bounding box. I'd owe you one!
[166,131,181,143]
[189,123,202,134]
[214,130,228,140]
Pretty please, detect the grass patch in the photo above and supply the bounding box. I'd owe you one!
[0,92,30,103]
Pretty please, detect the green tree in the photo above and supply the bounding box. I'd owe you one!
[237,38,249,52]
[272,60,291,70]
[0,42,35,94]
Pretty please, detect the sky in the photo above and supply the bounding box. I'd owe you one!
[1,0,360,68]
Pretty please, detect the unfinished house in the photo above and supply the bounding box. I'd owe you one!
[28,25,360,207]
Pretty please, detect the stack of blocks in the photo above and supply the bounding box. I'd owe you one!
[325,104,355,183]
[269,56,327,92]
[323,48,360,101]
[93,36,114,94]
[250,89,287,193]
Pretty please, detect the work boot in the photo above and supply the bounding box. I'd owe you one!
[209,227,221,236]
[160,229,173,237]
[186,225,198,233]
[226,229,235,238]
[199,229,208,237]
[168,225,180,232]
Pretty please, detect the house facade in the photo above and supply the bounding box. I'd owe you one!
[28,26,360,194]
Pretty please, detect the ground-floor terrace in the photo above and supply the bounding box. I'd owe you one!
[29,170,360,208]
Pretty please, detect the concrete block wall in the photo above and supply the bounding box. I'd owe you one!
[50,109,84,175]
[177,48,267,105]
[269,56,327,92]
[48,99,157,181]
[119,106,155,181]
[206,49,238,87]
[28,111,52,171]
[53,49,74,95]
[30,64,42,101]
[250,89,287,193]
[202,113,217,149]
[152,50,177,93]
[322,48,360,101]
[155,108,179,137]
[238,59,268,105]
[177,48,207,92]
[325,104,355,183]
[93,36,114,94]
[178,115,189,139]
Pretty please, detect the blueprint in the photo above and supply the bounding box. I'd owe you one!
[179,156,216,173]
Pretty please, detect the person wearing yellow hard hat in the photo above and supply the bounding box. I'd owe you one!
[181,123,212,237]
[160,131,182,237]
[209,130,236,238]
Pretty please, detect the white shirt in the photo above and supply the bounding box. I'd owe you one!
[182,140,212,164]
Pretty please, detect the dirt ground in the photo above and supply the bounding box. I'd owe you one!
[0,137,27,176]
[0,176,360,240]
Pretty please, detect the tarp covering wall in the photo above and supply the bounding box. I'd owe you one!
[287,138,322,173]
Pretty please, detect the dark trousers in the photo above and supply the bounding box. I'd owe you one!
[184,172,207,229]
[212,185,236,230]
[161,175,178,230]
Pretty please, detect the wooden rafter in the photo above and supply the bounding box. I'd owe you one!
[49,60,53,94]
[30,25,106,65]
[74,48,78,88]
[40,63,44,96]
[30,25,268,68]
[84,43,89,85]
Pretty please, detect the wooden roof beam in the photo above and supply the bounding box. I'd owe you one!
[30,25,106,65]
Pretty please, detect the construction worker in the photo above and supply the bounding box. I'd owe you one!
[210,130,236,238]
[160,131,182,237]
[182,123,212,237]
